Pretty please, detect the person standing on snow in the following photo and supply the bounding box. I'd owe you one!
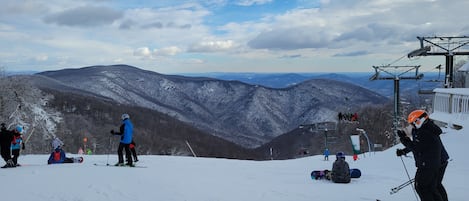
[396,110,445,201]
[110,113,134,167]
[323,148,329,161]
[11,125,25,166]
[0,123,15,168]
[129,140,138,162]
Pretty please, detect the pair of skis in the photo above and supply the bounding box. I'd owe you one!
[93,163,147,168]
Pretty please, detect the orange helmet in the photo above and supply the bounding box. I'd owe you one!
[407,110,428,128]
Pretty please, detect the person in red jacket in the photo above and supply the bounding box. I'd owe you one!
[129,140,138,162]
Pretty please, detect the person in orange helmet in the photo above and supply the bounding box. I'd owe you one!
[396,110,449,201]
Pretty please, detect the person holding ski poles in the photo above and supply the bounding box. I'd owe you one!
[396,110,446,201]
[110,113,134,167]
[11,125,25,166]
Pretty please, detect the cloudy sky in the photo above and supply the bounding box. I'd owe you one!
[1,0,468,73]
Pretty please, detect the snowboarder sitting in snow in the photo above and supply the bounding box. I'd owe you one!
[48,147,78,164]
[11,125,25,166]
[330,152,351,183]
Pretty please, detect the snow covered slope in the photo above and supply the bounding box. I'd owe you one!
[1,126,467,201]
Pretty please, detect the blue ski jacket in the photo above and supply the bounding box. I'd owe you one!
[48,148,66,164]
[114,119,133,144]
[11,134,23,150]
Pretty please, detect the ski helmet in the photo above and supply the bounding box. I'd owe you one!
[16,125,23,133]
[121,113,130,120]
[407,110,428,129]
[336,151,345,160]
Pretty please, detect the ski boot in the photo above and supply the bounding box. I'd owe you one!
[1,159,16,168]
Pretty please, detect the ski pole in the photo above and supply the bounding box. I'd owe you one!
[390,178,415,194]
[106,136,112,166]
[400,156,419,201]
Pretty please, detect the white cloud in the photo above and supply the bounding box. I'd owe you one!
[133,46,182,59]
[133,47,152,59]
[235,0,273,6]
[155,46,182,56]
[43,6,123,27]
[35,54,48,61]
[188,40,235,52]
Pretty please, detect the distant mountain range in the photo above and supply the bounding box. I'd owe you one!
[35,65,389,148]
[181,72,444,97]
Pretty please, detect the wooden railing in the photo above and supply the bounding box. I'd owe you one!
[432,88,469,128]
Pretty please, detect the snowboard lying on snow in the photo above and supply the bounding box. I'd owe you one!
[310,168,361,180]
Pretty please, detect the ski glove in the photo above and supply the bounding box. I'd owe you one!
[396,149,406,157]
[110,130,115,134]
[397,130,406,138]
[22,142,25,150]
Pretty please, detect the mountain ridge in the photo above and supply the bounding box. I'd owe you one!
[37,64,389,148]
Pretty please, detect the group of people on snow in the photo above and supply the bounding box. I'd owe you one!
[0,123,25,168]
[337,112,359,122]
[1,113,139,167]
[48,113,139,166]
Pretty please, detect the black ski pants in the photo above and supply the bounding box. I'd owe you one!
[11,149,20,165]
[415,167,443,201]
[0,144,11,162]
[117,143,132,165]
[437,161,448,201]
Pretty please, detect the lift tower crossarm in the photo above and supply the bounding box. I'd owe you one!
[409,36,469,88]
[370,65,423,145]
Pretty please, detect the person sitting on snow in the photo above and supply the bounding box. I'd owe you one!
[48,147,79,164]
[331,152,351,183]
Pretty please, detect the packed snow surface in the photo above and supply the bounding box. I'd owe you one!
[1,127,467,201]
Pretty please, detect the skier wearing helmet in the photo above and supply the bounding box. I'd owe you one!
[396,109,449,201]
[11,125,25,166]
[110,113,134,167]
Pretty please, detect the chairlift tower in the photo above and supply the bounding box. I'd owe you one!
[407,36,469,88]
[370,65,424,144]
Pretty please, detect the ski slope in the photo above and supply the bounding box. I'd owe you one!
[1,126,467,201]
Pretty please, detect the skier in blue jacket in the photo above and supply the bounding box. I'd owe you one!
[111,113,134,167]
